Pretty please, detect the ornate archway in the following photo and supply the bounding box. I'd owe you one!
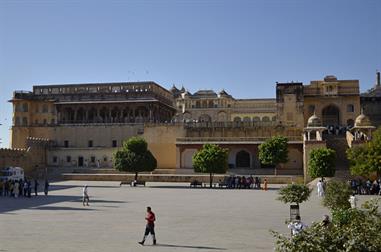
[236,150,250,168]
[322,105,340,126]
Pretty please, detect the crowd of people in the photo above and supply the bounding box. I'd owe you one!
[349,178,381,195]
[219,175,268,190]
[0,179,50,198]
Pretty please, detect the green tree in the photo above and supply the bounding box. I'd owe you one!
[272,199,381,252]
[113,137,157,181]
[259,136,288,168]
[277,183,312,206]
[347,127,381,177]
[192,144,228,188]
[308,148,336,180]
[323,180,352,211]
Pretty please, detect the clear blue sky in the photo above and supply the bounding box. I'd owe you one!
[0,0,380,148]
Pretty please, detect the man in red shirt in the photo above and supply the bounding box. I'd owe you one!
[138,206,156,245]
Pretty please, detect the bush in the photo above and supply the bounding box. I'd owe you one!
[272,199,381,252]
[323,180,351,211]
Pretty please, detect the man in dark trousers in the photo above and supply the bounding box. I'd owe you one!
[138,206,156,245]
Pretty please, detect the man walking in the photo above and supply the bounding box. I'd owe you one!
[83,185,89,206]
[138,206,156,246]
[317,180,324,197]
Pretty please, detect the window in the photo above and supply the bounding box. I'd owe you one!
[64,140,69,148]
[22,117,28,126]
[308,105,315,114]
[15,117,21,126]
[112,140,117,147]
[91,156,96,163]
[103,157,108,162]
[347,104,354,112]
[22,103,28,112]
[66,156,71,163]
[53,156,58,163]
[88,140,93,147]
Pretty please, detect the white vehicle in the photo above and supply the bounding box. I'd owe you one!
[0,167,25,181]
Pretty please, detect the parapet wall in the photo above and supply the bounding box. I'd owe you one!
[0,137,50,178]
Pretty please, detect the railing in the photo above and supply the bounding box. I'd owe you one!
[177,136,303,143]
[184,121,278,128]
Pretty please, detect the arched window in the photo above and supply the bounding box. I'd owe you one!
[22,103,28,112]
[347,104,354,113]
[243,117,251,122]
[236,150,250,168]
[22,117,28,126]
[308,105,315,114]
[253,116,260,122]
[262,116,270,122]
[233,117,242,122]
[15,117,20,126]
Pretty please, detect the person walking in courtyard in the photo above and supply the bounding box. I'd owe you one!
[83,185,90,206]
[349,193,357,208]
[317,179,324,197]
[288,215,307,236]
[138,206,156,246]
[44,180,49,196]
[263,178,268,191]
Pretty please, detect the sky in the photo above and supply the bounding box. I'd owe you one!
[0,0,380,148]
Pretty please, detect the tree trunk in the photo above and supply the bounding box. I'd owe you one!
[210,173,213,188]
[135,172,138,181]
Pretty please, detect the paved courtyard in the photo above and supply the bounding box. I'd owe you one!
[0,181,372,252]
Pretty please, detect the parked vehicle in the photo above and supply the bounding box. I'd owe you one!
[0,167,25,181]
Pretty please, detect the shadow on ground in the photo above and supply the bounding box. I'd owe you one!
[0,195,127,214]
[148,243,227,250]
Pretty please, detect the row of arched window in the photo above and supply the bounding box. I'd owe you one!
[233,116,276,122]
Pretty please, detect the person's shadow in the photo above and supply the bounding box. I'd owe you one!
[147,243,226,250]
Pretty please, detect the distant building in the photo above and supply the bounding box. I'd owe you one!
[6,74,380,180]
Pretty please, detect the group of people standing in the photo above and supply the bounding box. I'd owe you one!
[349,178,381,195]
[0,179,49,198]
[220,176,268,190]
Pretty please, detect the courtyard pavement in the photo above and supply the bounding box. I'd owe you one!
[0,181,374,252]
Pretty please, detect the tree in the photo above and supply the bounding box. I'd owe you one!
[277,183,312,206]
[113,137,157,181]
[192,144,228,188]
[259,136,288,169]
[347,127,381,177]
[308,148,336,179]
[277,183,311,218]
[272,199,381,252]
[323,180,352,211]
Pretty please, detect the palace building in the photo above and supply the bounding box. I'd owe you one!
[7,73,381,180]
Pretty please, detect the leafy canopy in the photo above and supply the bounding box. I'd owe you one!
[323,180,352,211]
[347,127,381,177]
[308,148,336,179]
[193,144,228,174]
[277,183,312,205]
[272,199,381,252]
[113,137,157,174]
[259,136,288,166]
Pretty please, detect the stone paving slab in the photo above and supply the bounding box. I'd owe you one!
[0,181,374,252]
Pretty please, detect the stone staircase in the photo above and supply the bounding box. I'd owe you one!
[325,135,350,171]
